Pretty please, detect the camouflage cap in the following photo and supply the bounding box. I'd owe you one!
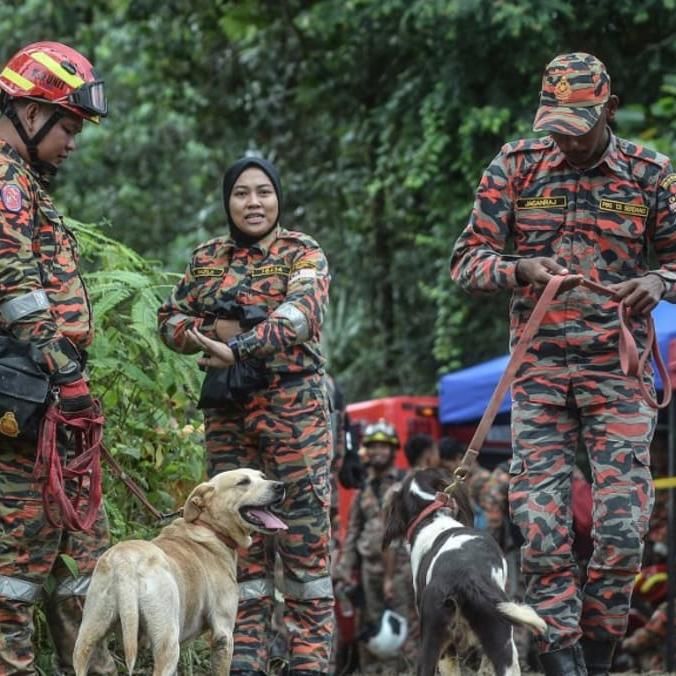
[533,52,610,136]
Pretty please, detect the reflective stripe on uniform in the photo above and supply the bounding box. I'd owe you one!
[0,290,49,322]
[54,575,91,598]
[283,575,333,601]
[238,577,274,601]
[0,574,42,602]
[273,303,309,340]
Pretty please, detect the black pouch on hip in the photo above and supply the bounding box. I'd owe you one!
[0,336,50,440]
[197,359,269,409]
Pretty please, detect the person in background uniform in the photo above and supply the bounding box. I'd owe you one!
[333,419,406,674]
[450,52,676,676]
[0,42,114,675]
[158,156,334,676]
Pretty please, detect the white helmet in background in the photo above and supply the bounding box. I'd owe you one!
[365,609,408,659]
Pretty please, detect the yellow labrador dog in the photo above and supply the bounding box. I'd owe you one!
[73,468,286,675]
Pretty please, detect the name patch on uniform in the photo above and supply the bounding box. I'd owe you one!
[661,174,676,190]
[516,196,567,210]
[250,265,290,278]
[192,267,224,278]
[1,185,22,212]
[599,199,648,219]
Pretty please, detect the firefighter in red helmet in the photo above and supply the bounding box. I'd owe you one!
[0,40,107,184]
[0,42,114,673]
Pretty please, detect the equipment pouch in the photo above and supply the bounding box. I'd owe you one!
[197,359,268,409]
[0,336,50,440]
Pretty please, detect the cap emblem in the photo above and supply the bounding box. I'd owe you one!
[554,76,572,101]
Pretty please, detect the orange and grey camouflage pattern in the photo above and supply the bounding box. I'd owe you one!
[0,144,113,672]
[533,52,611,136]
[158,227,334,674]
[0,451,114,674]
[204,379,333,674]
[158,226,329,370]
[450,130,676,651]
[510,394,655,651]
[0,143,93,376]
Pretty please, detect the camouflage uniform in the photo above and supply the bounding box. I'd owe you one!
[451,129,676,651]
[158,226,334,675]
[334,465,407,673]
[0,143,113,674]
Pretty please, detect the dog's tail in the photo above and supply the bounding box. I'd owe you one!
[116,568,140,674]
[497,601,547,635]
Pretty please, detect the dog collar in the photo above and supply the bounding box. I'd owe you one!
[405,492,454,544]
[194,519,239,550]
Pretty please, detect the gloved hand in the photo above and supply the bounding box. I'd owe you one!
[338,450,365,489]
[58,376,94,414]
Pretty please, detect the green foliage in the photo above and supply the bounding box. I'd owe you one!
[3,1,674,402]
[70,219,206,537]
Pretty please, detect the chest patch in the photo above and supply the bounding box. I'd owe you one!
[250,265,290,278]
[516,196,567,210]
[599,199,648,219]
[192,267,224,278]
[1,184,22,212]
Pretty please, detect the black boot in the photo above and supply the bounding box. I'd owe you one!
[581,638,617,676]
[538,642,588,676]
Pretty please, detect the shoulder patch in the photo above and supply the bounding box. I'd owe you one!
[1,184,22,212]
[661,174,676,191]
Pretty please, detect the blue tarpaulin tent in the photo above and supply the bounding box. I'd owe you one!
[439,300,676,425]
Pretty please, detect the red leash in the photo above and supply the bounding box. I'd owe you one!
[33,402,105,532]
[455,275,671,479]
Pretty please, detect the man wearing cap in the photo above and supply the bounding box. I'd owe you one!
[450,52,676,676]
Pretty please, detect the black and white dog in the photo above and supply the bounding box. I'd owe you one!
[383,467,546,676]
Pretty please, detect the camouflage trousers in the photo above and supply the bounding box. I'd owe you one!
[0,448,114,675]
[205,374,335,675]
[509,390,656,652]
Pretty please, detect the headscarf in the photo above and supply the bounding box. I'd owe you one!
[222,156,283,247]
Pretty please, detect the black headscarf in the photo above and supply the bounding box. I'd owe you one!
[222,156,283,247]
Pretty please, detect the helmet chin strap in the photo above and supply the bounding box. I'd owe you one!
[3,99,64,186]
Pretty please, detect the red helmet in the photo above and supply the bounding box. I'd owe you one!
[0,41,107,123]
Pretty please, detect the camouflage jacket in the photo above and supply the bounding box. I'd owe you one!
[157,226,329,375]
[0,142,91,374]
[451,132,676,406]
[337,466,406,576]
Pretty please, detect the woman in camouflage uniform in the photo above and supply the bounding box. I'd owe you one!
[158,156,333,676]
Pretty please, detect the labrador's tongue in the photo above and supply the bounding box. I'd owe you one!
[250,508,288,530]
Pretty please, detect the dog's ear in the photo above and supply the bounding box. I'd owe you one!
[382,486,407,549]
[184,483,215,522]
